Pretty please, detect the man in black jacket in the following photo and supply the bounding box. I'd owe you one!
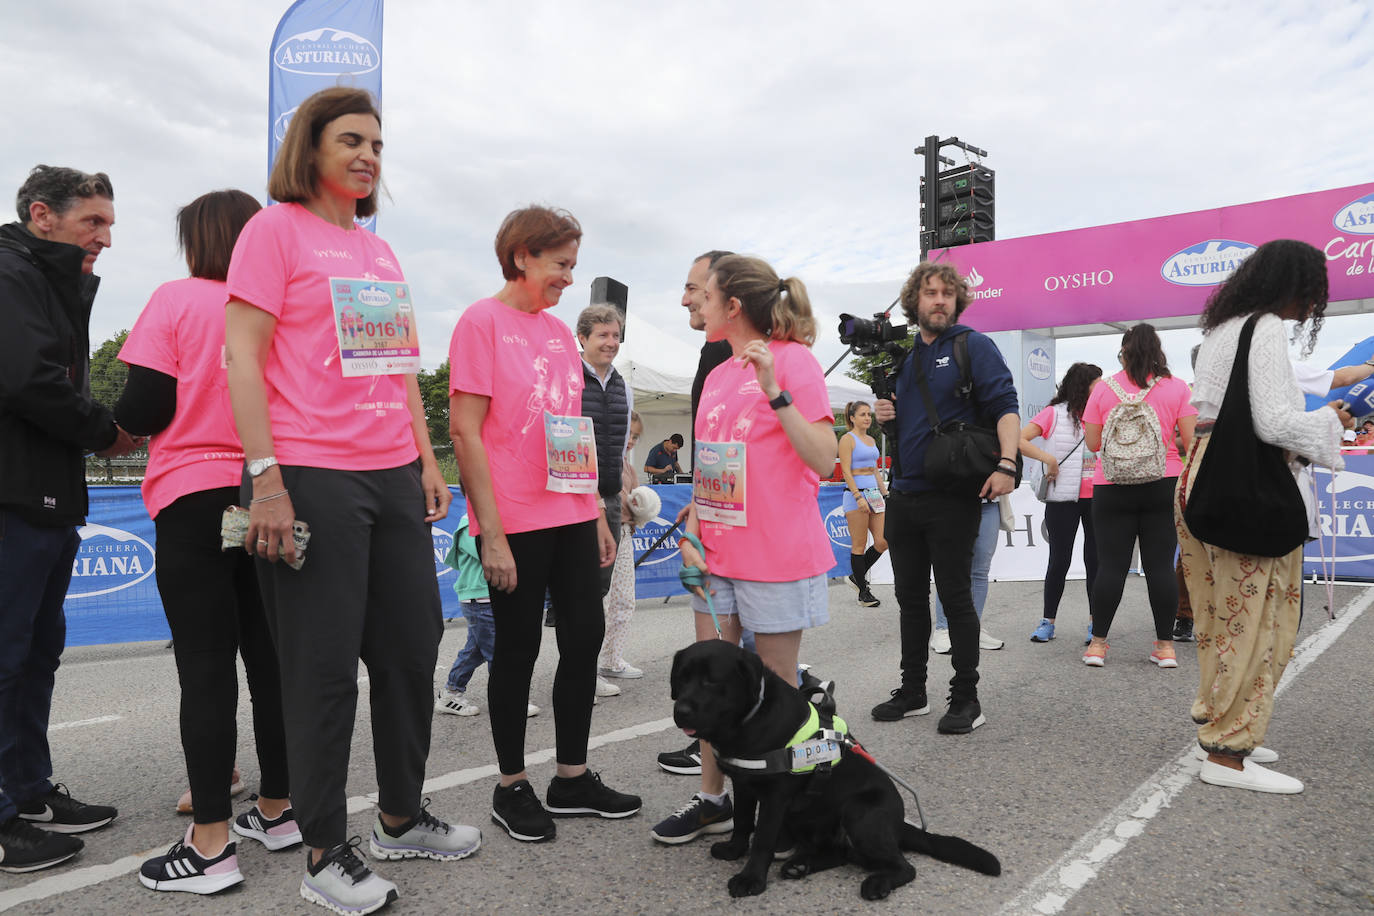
[0,165,136,873]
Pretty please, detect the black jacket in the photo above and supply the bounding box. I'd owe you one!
[580,360,630,498]
[0,222,117,526]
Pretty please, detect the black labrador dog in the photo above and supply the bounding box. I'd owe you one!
[670,640,1000,899]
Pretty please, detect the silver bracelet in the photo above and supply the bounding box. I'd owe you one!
[251,489,289,504]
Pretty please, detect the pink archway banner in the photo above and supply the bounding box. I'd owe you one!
[931,182,1374,333]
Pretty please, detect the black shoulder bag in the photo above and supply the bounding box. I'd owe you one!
[1183,313,1308,558]
[914,333,1022,496]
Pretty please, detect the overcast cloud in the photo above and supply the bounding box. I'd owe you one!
[3,0,1371,378]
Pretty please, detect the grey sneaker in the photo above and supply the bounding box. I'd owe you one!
[300,838,398,915]
[368,801,481,861]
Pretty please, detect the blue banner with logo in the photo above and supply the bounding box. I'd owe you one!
[269,0,383,230]
[65,484,863,646]
[1305,455,1374,581]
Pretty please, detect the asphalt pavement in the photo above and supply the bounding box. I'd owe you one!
[2,575,1371,915]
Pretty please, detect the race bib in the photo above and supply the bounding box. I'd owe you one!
[330,278,420,377]
[862,487,886,513]
[545,413,598,494]
[694,441,746,526]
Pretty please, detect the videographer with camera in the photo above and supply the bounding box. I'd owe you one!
[867,262,1019,735]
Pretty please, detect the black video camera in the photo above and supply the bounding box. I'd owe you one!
[838,312,908,357]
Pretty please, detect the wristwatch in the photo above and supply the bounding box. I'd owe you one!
[247,456,279,478]
[769,390,793,411]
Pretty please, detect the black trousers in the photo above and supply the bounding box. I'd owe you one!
[1090,478,1179,640]
[887,488,982,699]
[1042,498,1098,620]
[480,520,603,776]
[250,464,442,848]
[155,487,289,824]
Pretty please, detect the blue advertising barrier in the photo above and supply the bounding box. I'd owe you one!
[1304,453,1374,581]
[66,484,861,646]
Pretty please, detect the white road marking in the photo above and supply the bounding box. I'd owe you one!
[0,716,676,910]
[997,587,1374,916]
[48,715,121,732]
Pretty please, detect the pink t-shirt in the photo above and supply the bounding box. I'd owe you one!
[1030,404,1095,500]
[119,278,244,518]
[1082,371,1196,486]
[225,203,418,471]
[694,340,834,581]
[448,297,598,536]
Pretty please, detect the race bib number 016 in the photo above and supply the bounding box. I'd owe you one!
[545,413,598,494]
[330,278,420,377]
[693,441,746,526]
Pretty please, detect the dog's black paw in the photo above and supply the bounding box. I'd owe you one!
[711,838,748,861]
[780,854,811,880]
[860,874,895,900]
[727,871,768,897]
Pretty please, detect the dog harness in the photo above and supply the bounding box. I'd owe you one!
[716,702,850,776]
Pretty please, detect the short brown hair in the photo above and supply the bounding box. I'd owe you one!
[178,190,261,281]
[898,261,970,324]
[577,303,624,338]
[16,165,113,222]
[495,206,582,281]
[268,88,382,219]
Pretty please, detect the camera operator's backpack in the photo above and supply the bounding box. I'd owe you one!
[1099,377,1165,485]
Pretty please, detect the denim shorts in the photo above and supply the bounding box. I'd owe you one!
[690,573,830,634]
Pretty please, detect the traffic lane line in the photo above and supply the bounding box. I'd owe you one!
[996,586,1374,916]
[48,715,121,732]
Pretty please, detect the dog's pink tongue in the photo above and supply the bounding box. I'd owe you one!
[682,728,697,737]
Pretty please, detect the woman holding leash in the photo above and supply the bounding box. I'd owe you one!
[1019,361,1102,644]
[650,254,837,846]
[839,400,887,607]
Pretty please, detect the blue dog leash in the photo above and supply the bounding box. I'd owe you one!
[677,532,723,638]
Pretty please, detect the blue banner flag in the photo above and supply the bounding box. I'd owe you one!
[268,0,384,228]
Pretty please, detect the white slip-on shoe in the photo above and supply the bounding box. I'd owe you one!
[978,630,1005,650]
[930,629,952,654]
[1193,746,1278,764]
[1199,758,1302,794]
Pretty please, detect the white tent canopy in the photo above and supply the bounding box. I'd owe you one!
[618,358,874,472]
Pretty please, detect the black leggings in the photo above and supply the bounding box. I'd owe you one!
[154,487,289,824]
[480,520,604,775]
[1090,479,1179,640]
[1042,498,1098,620]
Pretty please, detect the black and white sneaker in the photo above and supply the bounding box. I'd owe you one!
[300,838,398,915]
[656,739,703,775]
[545,771,641,819]
[138,826,244,895]
[857,587,881,607]
[491,779,555,842]
[233,796,303,850]
[17,784,116,834]
[369,800,482,861]
[0,816,83,873]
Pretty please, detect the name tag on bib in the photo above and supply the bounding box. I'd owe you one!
[545,413,598,494]
[329,278,420,377]
[694,441,746,526]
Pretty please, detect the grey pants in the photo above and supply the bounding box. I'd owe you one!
[249,462,442,848]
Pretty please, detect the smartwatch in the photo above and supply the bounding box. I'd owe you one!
[247,456,279,478]
[769,390,793,411]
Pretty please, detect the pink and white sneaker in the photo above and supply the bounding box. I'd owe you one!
[232,796,303,851]
[138,824,244,894]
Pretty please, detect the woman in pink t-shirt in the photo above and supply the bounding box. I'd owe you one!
[115,190,295,893]
[1018,362,1102,645]
[651,255,837,845]
[224,88,476,908]
[449,206,634,844]
[1081,324,1197,669]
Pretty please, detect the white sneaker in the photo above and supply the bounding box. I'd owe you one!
[526,703,540,717]
[930,629,952,654]
[595,678,621,697]
[1199,757,1302,794]
[368,803,481,861]
[300,839,398,914]
[598,662,644,679]
[978,630,1005,650]
[1193,745,1278,764]
[434,690,479,717]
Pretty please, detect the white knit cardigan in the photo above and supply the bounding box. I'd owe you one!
[1191,313,1344,471]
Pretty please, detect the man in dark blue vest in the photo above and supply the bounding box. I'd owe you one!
[575,304,634,598]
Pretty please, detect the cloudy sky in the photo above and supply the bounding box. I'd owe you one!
[5,0,1372,381]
